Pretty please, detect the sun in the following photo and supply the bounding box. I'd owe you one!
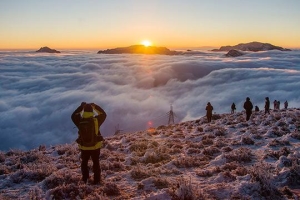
[141,40,152,47]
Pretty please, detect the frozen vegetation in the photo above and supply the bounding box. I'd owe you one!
[1,108,300,199]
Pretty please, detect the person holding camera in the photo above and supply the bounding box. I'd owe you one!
[71,102,107,185]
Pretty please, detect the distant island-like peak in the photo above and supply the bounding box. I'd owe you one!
[212,41,291,52]
[36,47,60,53]
[225,49,244,57]
[97,45,180,55]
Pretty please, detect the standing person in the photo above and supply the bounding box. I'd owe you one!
[206,102,213,123]
[273,100,277,110]
[284,100,288,109]
[265,97,270,114]
[277,101,280,110]
[231,103,236,114]
[243,97,253,121]
[71,102,107,185]
[255,106,259,112]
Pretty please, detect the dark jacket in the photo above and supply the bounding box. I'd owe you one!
[265,99,270,109]
[206,103,213,116]
[244,100,253,112]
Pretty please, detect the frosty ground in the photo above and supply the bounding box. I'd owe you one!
[1,108,300,199]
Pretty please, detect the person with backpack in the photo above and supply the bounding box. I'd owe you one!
[71,102,107,185]
[243,97,253,121]
[206,102,213,123]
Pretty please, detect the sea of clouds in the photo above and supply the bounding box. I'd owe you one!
[0,49,300,151]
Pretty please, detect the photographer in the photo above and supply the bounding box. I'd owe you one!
[71,102,106,185]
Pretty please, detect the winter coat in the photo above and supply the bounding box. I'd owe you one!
[244,100,253,113]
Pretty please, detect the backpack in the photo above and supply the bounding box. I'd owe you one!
[76,117,100,147]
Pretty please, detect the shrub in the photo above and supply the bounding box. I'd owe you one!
[168,177,205,200]
[221,146,233,152]
[103,182,121,196]
[130,165,151,180]
[233,167,248,176]
[291,131,300,140]
[286,159,300,186]
[250,162,282,198]
[48,183,93,199]
[221,162,238,171]
[268,139,290,147]
[265,147,290,160]
[186,148,201,155]
[225,147,252,163]
[242,137,254,145]
[44,170,81,189]
[196,169,213,177]
[173,155,209,168]
[201,138,214,146]
[153,177,169,189]
[202,147,220,156]
[214,128,226,136]
[143,150,171,164]
[197,127,203,132]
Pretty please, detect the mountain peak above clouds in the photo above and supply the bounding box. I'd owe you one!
[1,108,300,199]
[212,41,291,52]
[97,45,180,55]
[36,46,61,53]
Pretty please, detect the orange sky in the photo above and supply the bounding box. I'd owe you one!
[1,1,300,50]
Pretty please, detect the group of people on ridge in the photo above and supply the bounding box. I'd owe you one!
[71,97,289,184]
[206,97,289,123]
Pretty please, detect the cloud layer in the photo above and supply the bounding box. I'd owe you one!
[1,50,300,151]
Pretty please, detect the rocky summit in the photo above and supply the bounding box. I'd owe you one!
[212,42,291,52]
[36,47,61,53]
[225,49,244,57]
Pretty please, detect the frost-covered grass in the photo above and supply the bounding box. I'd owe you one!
[1,109,300,199]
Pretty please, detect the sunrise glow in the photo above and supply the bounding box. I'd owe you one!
[0,1,300,49]
[141,40,152,47]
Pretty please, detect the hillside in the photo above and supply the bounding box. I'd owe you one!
[1,108,300,199]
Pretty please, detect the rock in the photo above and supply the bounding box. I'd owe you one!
[212,42,291,52]
[225,49,244,57]
[36,47,60,53]
[97,45,180,55]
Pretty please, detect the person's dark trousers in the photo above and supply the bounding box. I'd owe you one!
[246,111,252,121]
[81,148,101,184]
[265,108,270,114]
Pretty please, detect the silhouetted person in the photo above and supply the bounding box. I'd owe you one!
[206,102,213,123]
[255,106,259,112]
[243,97,253,121]
[277,101,280,110]
[273,100,277,110]
[265,97,270,114]
[231,103,236,114]
[71,102,107,185]
[284,100,288,109]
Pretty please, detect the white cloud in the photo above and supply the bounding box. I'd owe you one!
[0,50,300,150]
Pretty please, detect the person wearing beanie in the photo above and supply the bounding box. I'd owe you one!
[71,102,107,185]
